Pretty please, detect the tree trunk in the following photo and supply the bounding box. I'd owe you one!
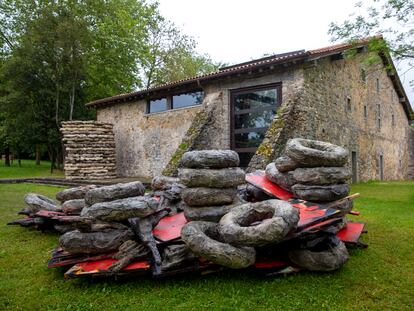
[4,146,10,167]
[35,144,41,165]
[69,84,75,120]
[17,150,21,167]
[48,146,55,174]
[55,87,60,129]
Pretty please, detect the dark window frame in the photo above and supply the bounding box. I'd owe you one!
[147,97,169,114]
[230,83,282,166]
[146,89,204,114]
[172,90,204,109]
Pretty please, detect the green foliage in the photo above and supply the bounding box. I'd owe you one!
[329,1,414,69]
[0,1,218,163]
[141,19,220,88]
[0,181,414,310]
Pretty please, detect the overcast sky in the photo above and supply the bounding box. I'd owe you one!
[157,0,413,106]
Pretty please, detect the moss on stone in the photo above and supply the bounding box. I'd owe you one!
[162,105,214,176]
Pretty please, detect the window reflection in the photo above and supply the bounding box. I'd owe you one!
[173,91,203,109]
[232,85,281,168]
[234,109,276,129]
[234,89,277,111]
[149,98,167,113]
[235,132,265,148]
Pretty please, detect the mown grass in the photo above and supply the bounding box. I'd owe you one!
[0,181,413,310]
[0,159,64,179]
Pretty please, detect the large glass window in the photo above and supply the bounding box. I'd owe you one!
[231,84,281,168]
[148,98,167,113]
[172,91,203,109]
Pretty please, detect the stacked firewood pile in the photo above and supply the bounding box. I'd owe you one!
[8,139,367,279]
[61,121,117,180]
[179,150,245,222]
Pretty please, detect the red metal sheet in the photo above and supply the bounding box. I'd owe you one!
[48,252,115,268]
[254,259,289,269]
[245,171,294,201]
[152,212,187,242]
[337,222,365,243]
[67,259,150,274]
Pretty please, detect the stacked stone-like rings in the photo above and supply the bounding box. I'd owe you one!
[178,150,246,222]
[266,138,352,203]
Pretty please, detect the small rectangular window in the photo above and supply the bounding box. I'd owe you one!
[392,114,395,126]
[379,154,384,180]
[377,104,381,116]
[376,78,380,93]
[172,91,203,109]
[347,97,351,111]
[377,117,381,129]
[360,68,366,83]
[148,98,168,113]
[364,105,368,118]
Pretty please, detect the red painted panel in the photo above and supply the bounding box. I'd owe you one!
[75,259,150,272]
[245,171,294,200]
[254,259,289,269]
[337,222,365,243]
[152,212,187,242]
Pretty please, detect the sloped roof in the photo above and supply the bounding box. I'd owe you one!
[86,36,412,118]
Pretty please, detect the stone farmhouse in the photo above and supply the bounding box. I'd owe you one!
[86,37,414,182]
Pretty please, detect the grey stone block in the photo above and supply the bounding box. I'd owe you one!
[181,187,236,207]
[219,199,299,246]
[181,150,240,169]
[181,221,256,269]
[178,168,245,188]
[85,181,145,206]
[59,229,134,254]
[81,196,160,222]
[291,184,349,202]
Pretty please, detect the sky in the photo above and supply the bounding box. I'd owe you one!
[157,0,414,106]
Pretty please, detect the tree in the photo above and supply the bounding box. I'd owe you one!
[141,19,220,89]
[0,0,219,168]
[329,0,414,88]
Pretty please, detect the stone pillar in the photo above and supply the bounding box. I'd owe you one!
[61,121,117,180]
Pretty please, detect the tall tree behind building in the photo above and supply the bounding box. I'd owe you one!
[0,0,218,168]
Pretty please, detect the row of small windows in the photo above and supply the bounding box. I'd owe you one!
[147,91,204,114]
[347,97,396,128]
[360,68,399,102]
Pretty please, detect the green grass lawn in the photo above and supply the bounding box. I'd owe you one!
[0,159,64,179]
[0,181,413,310]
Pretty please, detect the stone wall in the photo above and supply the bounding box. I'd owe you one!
[95,52,413,181]
[408,128,414,179]
[97,67,301,179]
[61,121,116,180]
[249,53,413,181]
[97,100,202,178]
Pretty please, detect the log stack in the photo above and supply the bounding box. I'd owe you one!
[61,121,117,180]
[178,150,246,222]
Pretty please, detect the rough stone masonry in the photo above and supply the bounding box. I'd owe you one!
[61,121,116,180]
